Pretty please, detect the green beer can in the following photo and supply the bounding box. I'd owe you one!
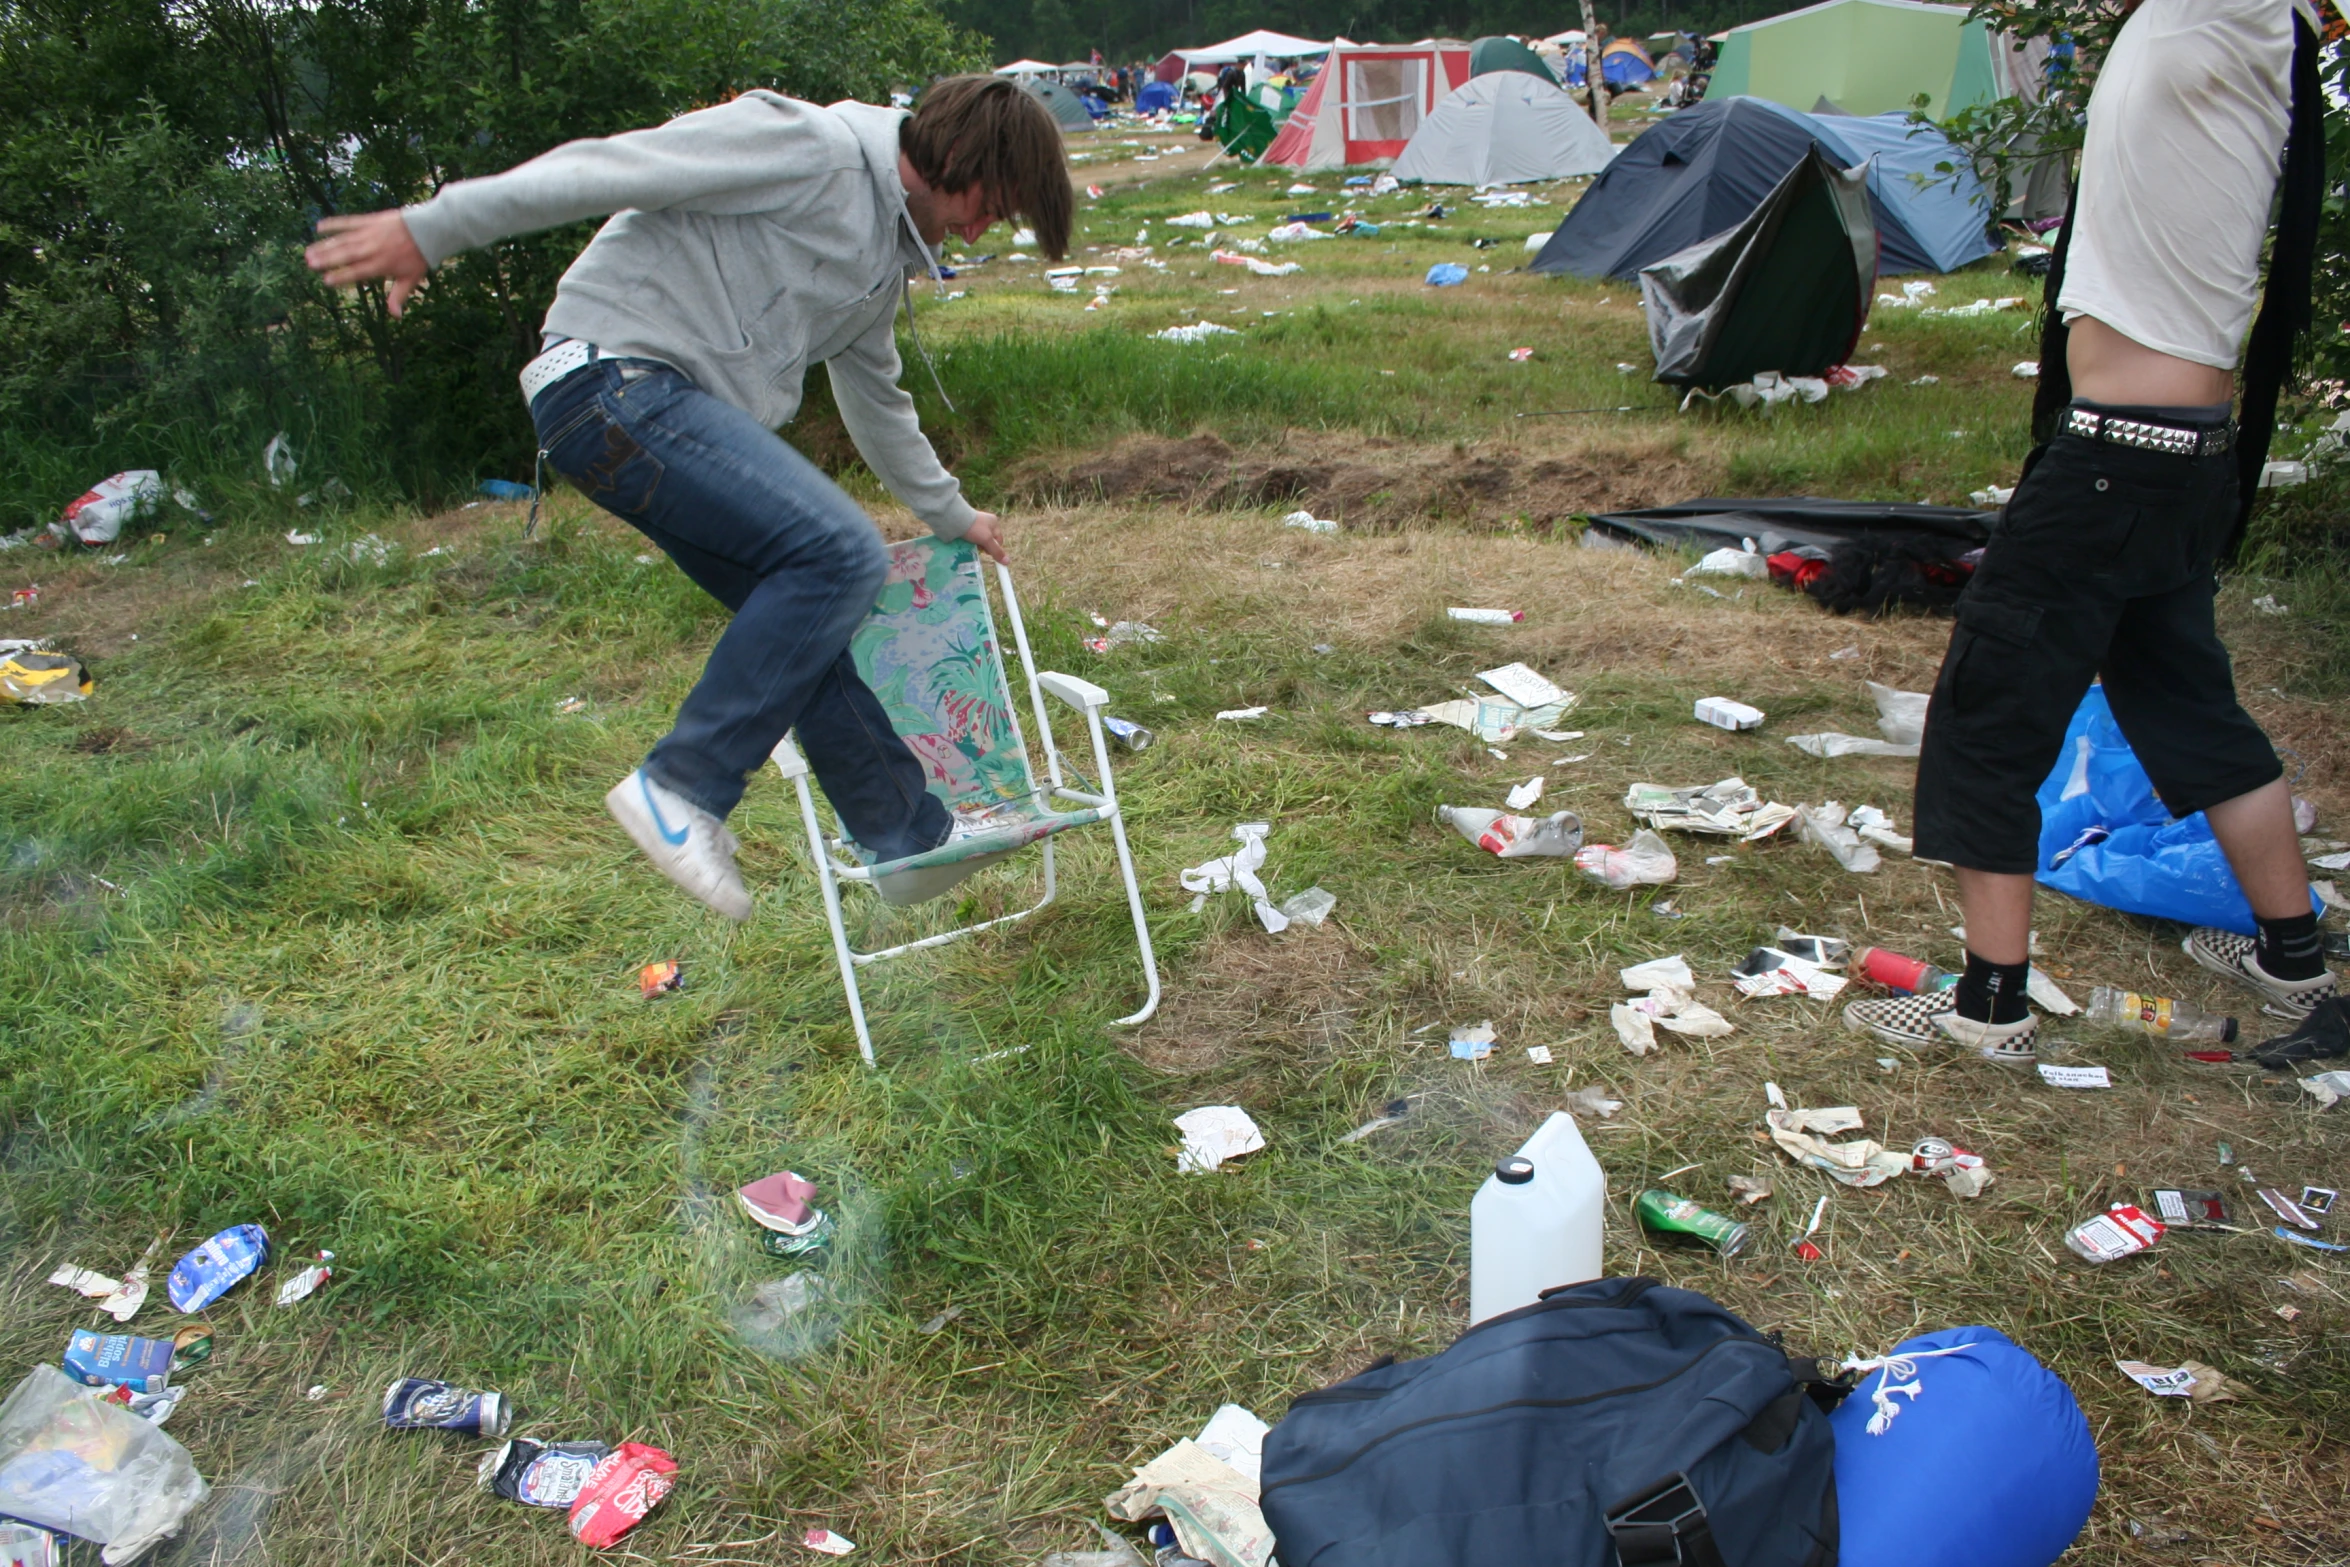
[1635,1188,1749,1256]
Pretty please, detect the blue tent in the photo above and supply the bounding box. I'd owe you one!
[1532,95,1997,278]
[1136,78,1178,113]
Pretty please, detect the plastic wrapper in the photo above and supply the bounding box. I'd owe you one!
[1574,829,1678,887]
[1438,805,1582,858]
[0,1365,207,1564]
[166,1224,267,1313]
[567,1442,676,1548]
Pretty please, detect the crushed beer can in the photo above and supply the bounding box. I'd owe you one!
[639,961,684,999]
[567,1441,677,1547]
[167,1223,269,1312]
[759,1210,837,1258]
[2065,1203,2165,1263]
[170,1323,214,1365]
[1635,1189,1749,1256]
[382,1377,510,1437]
[478,1438,613,1508]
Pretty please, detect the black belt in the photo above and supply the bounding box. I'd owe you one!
[2064,407,2234,458]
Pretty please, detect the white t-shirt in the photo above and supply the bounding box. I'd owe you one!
[2059,0,2309,370]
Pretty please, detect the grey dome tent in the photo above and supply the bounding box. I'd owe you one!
[1019,78,1096,132]
[1639,147,1876,387]
[1531,95,1994,279]
[1392,71,1617,185]
[1468,35,1560,83]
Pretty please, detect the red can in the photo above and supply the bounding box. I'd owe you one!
[1854,946,1954,995]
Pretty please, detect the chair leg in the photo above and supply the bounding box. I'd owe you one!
[795,775,877,1067]
[1105,809,1161,1026]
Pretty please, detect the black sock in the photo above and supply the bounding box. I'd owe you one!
[2256,911,2325,981]
[1954,951,2032,1024]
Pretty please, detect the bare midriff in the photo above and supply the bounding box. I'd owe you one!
[2066,315,2236,409]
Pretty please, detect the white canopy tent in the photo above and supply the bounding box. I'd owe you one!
[1173,29,1331,65]
[995,59,1063,75]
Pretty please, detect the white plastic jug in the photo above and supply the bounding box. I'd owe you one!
[1469,1111,1607,1324]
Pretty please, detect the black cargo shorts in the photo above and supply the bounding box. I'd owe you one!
[1912,423,2282,873]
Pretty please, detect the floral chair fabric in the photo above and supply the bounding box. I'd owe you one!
[847,538,1106,870]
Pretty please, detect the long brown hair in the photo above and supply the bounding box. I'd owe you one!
[901,76,1074,260]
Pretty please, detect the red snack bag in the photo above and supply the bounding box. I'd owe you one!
[567,1442,677,1547]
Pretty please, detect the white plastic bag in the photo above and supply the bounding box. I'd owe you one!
[1438,805,1583,858]
[0,1365,208,1563]
[1574,829,1678,887]
[56,472,162,546]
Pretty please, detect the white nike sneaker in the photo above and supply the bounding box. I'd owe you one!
[605,769,753,921]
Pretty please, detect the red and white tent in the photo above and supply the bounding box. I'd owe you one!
[1262,40,1473,170]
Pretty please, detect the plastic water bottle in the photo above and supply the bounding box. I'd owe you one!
[1470,1112,1607,1324]
[2085,986,2237,1043]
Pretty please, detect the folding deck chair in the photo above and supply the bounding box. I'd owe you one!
[770,536,1160,1065]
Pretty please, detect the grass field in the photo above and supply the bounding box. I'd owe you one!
[3,120,2349,1565]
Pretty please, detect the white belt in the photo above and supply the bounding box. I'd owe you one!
[520,339,598,406]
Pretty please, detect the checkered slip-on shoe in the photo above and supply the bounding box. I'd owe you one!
[2183,927,2339,1021]
[1842,990,1957,1049]
[1936,1009,2038,1065]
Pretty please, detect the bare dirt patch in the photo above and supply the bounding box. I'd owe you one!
[1127,925,1378,1078]
[1008,429,1715,531]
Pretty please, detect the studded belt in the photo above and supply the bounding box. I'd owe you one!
[2064,406,2234,458]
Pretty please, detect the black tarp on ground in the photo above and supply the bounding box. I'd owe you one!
[1584,496,1996,615]
[1530,95,1991,280]
[1640,148,1875,387]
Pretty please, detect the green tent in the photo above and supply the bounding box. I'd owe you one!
[1019,78,1095,132]
[1468,36,1560,85]
[1707,0,2038,120]
[1206,93,1277,162]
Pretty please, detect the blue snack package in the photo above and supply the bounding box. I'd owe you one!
[167,1224,270,1312]
[63,1329,174,1394]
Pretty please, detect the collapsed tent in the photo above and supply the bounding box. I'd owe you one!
[1018,78,1096,132]
[1640,148,1875,387]
[1263,40,1472,170]
[1206,92,1279,162]
[1710,0,2048,119]
[1531,96,1996,278]
[1392,72,1617,185]
[1468,35,1559,83]
[1584,497,1993,615]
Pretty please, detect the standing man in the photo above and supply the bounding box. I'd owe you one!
[306,77,1072,920]
[1847,0,2338,1063]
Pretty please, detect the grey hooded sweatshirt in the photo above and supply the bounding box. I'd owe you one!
[401,93,976,540]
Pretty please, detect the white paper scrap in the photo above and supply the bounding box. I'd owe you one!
[1195,1404,1271,1485]
[1505,776,1545,810]
[2038,1063,2111,1090]
[1175,1106,1266,1173]
[1479,662,1569,710]
[1450,1020,1498,1060]
[1620,955,1694,991]
[1526,1045,1554,1065]
[1216,706,1269,720]
[2116,1361,2198,1397]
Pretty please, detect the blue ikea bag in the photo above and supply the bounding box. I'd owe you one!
[2034,686,2312,935]
[1833,1327,2096,1567]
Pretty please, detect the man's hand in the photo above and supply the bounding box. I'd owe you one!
[964,511,1010,565]
[305,211,430,317]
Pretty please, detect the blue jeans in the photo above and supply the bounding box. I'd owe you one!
[531,358,949,859]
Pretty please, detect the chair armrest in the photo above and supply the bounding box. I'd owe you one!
[1037,671,1109,711]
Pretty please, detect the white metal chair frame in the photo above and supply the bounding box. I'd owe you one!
[772,557,1160,1066]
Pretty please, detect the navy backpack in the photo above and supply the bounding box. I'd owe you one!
[1259,1276,1846,1567]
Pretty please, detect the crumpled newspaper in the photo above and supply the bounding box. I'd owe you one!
[1105,1437,1275,1567]
[1181,823,1287,931]
[1733,947,1848,1000]
[1765,1103,1909,1187]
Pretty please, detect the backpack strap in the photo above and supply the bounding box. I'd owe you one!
[1606,1472,1731,1567]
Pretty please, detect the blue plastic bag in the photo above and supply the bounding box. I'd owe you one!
[1834,1327,2097,1567]
[1425,262,1469,286]
[2034,686,2312,934]
[166,1224,269,1313]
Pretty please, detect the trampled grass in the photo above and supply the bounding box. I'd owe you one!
[1,124,2347,1565]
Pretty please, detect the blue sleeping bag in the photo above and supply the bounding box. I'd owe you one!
[1833,1327,2097,1567]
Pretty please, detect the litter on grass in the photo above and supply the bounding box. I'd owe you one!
[166,1225,268,1313]
[1504,776,1545,810]
[273,1251,334,1306]
[1797,803,1883,873]
[1426,263,1470,286]
[1175,1106,1266,1174]
[1693,697,1764,731]
[1564,1085,1622,1118]
[2066,1203,2165,1263]
[0,649,91,706]
[1526,1045,1554,1065]
[1105,1408,1276,1567]
[2116,1361,2236,1403]
[1732,948,1847,999]
[1786,682,1930,759]
[1215,706,1269,721]
[2037,1064,2112,1090]
[1281,510,1338,534]
[1449,1020,1497,1060]
[1438,805,1583,858]
[639,960,684,998]
[1154,322,1240,343]
[1574,829,1678,887]
[1278,887,1337,927]
[1447,607,1522,625]
[1624,778,1795,839]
